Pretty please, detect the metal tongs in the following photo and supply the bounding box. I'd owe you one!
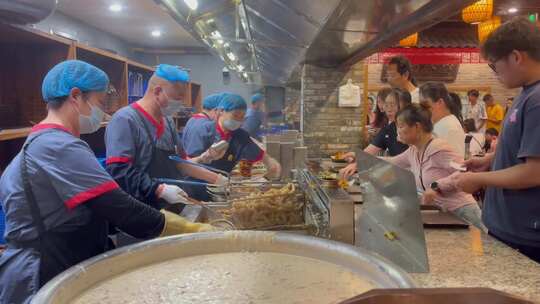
[159,155,232,201]
[184,197,236,230]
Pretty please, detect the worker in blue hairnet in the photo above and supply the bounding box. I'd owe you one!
[105,64,228,208]
[242,93,266,139]
[183,92,281,180]
[182,93,227,165]
[0,60,215,304]
[201,93,223,121]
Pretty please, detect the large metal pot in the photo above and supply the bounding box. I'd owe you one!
[33,231,416,303]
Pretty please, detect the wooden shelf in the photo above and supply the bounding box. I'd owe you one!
[0,122,109,142]
[0,23,73,131]
[0,23,202,170]
[127,60,155,73]
[0,127,32,141]
[0,24,72,46]
[75,43,127,63]
[188,82,202,111]
[76,46,128,114]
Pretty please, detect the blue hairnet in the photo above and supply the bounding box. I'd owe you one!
[217,93,247,112]
[42,60,109,102]
[251,93,264,103]
[203,93,223,110]
[155,64,190,83]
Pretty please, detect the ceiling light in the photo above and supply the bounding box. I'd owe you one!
[243,72,248,78]
[184,0,199,11]
[508,7,518,13]
[184,0,198,10]
[227,53,236,61]
[151,30,162,37]
[109,3,123,12]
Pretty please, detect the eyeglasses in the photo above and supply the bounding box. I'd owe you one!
[488,53,512,74]
[488,63,497,74]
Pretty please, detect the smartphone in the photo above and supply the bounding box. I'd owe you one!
[211,140,229,152]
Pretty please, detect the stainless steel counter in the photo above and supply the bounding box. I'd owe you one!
[412,228,540,302]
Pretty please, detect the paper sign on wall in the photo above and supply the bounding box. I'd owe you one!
[339,79,361,107]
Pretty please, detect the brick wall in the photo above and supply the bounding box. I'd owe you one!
[302,62,366,158]
[367,63,520,104]
[284,86,301,128]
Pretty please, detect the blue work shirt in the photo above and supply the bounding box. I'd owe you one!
[182,118,265,173]
[483,80,540,247]
[182,113,214,158]
[105,103,184,207]
[242,108,264,138]
[0,124,119,303]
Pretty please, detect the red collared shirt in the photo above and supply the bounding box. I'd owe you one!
[131,103,165,139]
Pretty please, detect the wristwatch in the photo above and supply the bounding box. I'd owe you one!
[430,182,441,193]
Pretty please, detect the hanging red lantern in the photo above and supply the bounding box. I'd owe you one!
[462,0,494,24]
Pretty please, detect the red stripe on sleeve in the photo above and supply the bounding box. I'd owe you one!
[106,156,133,165]
[247,150,265,163]
[65,181,119,210]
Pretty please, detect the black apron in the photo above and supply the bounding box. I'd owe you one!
[209,131,251,173]
[14,132,109,288]
[133,108,188,212]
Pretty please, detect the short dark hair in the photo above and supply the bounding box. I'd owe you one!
[46,96,69,110]
[387,88,412,109]
[467,89,480,97]
[481,17,540,62]
[486,128,499,136]
[46,92,91,110]
[483,94,494,102]
[420,82,464,125]
[396,104,433,133]
[463,118,477,133]
[507,97,514,101]
[377,87,393,102]
[388,55,415,84]
[420,81,451,105]
[373,88,391,128]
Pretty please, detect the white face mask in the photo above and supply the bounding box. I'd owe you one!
[162,91,184,116]
[162,100,184,116]
[223,119,243,131]
[79,105,105,134]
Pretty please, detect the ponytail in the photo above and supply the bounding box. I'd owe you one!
[448,92,464,127]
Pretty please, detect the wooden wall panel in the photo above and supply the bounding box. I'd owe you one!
[76,48,127,114]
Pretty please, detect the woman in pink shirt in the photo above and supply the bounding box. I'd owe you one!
[385,104,487,232]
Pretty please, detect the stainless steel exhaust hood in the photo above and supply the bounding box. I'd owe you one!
[156,0,477,85]
[0,0,57,24]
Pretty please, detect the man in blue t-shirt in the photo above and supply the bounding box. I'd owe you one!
[456,17,540,263]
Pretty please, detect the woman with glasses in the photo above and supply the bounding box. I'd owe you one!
[340,88,412,179]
